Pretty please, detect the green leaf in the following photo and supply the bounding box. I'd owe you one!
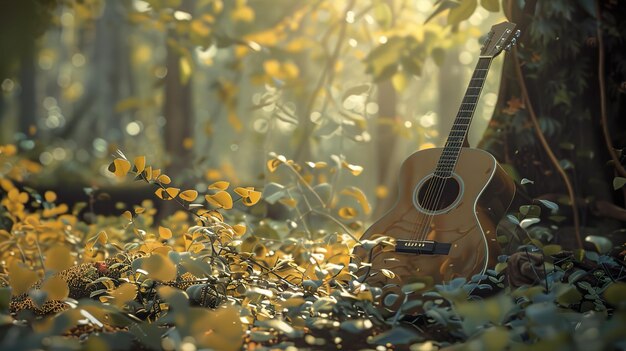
[401,282,426,294]
[537,199,559,213]
[584,235,613,254]
[480,0,499,11]
[431,47,446,67]
[613,177,626,190]
[262,182,286,204]
[0,287,11,312]
[555,283,582,306]
[519,205,541,217]
[369,326,420,345]
[364,37,404,81]
[340,319,373,333]
[372,1,393,29]
[604,282,626,308]
[341,84,371,102]
[425,0,457,23]
[542,244,562,256]
[448,0,477,26]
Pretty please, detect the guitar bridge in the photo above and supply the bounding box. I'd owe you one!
[395,240,451,255]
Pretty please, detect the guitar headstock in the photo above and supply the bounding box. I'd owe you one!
[480,22,520,57]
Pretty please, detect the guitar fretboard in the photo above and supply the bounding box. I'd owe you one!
[434,57,493,177]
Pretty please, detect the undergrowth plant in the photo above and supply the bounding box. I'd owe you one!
[0,144,625,351]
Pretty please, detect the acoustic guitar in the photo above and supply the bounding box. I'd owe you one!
[353,22,519,290]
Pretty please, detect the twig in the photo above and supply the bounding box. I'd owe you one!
[506,4,583,249]
[293,0,357,161]
[595,0,626,179]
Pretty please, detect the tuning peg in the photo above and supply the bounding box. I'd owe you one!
[505,44,512,52]
[510,38,517,46]
[515,29,521,38]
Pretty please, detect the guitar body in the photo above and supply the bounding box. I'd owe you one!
[353,147,515,287]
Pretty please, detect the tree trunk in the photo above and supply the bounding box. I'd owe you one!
[163,42,193,177]
[18,40,37,137]
[372,80,397,218]
[478,0,626,248]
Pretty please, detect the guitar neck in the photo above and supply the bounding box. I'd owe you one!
[435,57,493,177]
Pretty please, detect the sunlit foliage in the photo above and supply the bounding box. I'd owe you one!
[1,0,625,350]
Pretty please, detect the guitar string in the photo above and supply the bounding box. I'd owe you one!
[410,172,442,244]
[413,73,482,243]
[408,166,440,244]
[418,59,492,245]
[413,57,492,246]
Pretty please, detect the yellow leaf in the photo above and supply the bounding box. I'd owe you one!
[191,19,211,37]
[207,210,223,222]
[279,198,297,208]
[1,144,17,156]
[157,174,172,185]
[338,207,357,219]
[41,275,69,300]
[180,56,192,85]
[45,245,73,272]
[155,188,165,199]
[135,207,145,214]
[159,226,173,239]
[134,156,146,174]
[231,4,254,22]
[110,283,138,308]
[228,111,243,132]
[243,189,262,206]
[306,161,328,169]
[112,158,131,177]
[9,261,39,295]
[96,231,108,245]
[141,254,177,281]
[152,168,162,179]
[341,186,371,214]
[267,158,282,172]
[156,187,180,200]
[122,210,133,221]
[167,187,180,198]
[205,191,233,209]
[381,268,396,279]
[44,191,57,203]
[233,187,250,197]
[144,166,153,180]
[196,305,244,351]
[233,224,246,236]
[283,61,299,79]
[180,190,198,202]
[391,71,408,92]
[263,59,281,76]
[208,181,230,190]
[341,161,364,176]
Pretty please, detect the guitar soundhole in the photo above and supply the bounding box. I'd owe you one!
[416,176,461,212]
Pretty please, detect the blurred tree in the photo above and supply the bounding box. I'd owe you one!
[0,0,58,136]
[60,1,135,147]
[163,0,194,178]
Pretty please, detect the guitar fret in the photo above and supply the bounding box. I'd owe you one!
[437,57,492,173]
